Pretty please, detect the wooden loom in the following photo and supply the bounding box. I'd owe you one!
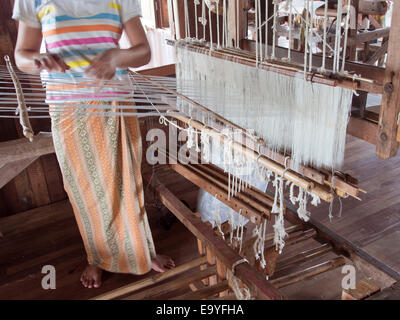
[90,1,400,300]
[1,0,400,300]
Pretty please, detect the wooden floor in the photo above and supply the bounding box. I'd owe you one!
[0,172,199,300]
[0,135,399,299]
[312,136,400,276]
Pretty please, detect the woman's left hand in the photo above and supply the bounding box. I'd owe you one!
[85,48,120,80]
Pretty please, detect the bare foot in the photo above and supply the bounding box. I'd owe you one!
[151,255,175,273]
[80,265,103,288]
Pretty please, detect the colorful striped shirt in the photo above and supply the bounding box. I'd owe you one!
[13,0,142,87]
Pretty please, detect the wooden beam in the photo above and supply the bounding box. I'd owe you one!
[0,157,38,189]
[171,280,229,300]
[349,27,390,45]
[359,0,389,16]
[367,281,400,300]
[168,160,266,224]
[242,39,385,93]
[92,256,207,300]
[376,1,400,158]
[137,63,176,77]
[275,244,333,273]
[144,172,284,300]
[367,40,389,65]
[0,133,54,167]
[124,266,218,300]
[270,257,346,289]
[347,116,378,145]
[342,278,380,300]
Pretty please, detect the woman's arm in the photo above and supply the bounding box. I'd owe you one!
[14,22,69,74]
[85,16,151,79]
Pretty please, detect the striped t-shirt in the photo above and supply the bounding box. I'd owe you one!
[13,0,141,76]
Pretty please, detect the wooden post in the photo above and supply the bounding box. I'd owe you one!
[197,239,210,286]
[228,0,248,48]
[377,1,400,159]
[348,0,359,61]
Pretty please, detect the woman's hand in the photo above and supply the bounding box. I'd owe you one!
[85,16,152,80]
[85,48,119,80]
[15,22,71,74]
[34,53,70,73]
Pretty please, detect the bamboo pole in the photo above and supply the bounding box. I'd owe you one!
[169,112,335,202]
[171,40,378,91]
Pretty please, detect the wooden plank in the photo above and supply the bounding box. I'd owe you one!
[359,0,389,15]
[367,281,400,300]
[0,157,38,189]
[349,27,390,45]
[171,280,229,300]
[342,278,380,300]
[367,40,389,65]
[270,257,346,289]
[0,133,55,167]
[144,172,284,300]
[40,154,67,203]
[124,265,217,300]
[347,116,378,145]
[281,199,400,283]
[92,256,207,300]
[138,63,176,77]
[376,1,400,158]
[275,244,332,273]
[26,159,51,206]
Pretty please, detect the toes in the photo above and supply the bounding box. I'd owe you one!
[81,277,89,288]
[93,278,102,288]
[154,265,167,273]
[87,280,94,289]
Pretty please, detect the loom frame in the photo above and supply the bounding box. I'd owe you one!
[164,0,400,160]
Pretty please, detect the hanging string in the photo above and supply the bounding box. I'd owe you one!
[236,0,240,48]
[209,1,214,50]
[321,0,328,72]
[308,0,314,72]
[201,0,207,41]
[328,174,343,221]
[213,194,225,240]
[216,0,221,48]
[341,0,351,72]
[184,0,190,40]
[194,0,200,40]
[271,0,278,59]
[333,0,343,72]
[265,0,269,58]
[288,0,293,61]
[255,0,259,65]
[304,0,310,77]
[173,0,181,40]
[223,0,227,47]
[257,0,263,62]
[228,258,251,300]
[167,0,176,40]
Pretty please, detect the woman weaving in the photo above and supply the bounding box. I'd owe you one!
[12,0,175,289]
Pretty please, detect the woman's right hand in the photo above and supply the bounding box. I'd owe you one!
[34,53,70,73]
